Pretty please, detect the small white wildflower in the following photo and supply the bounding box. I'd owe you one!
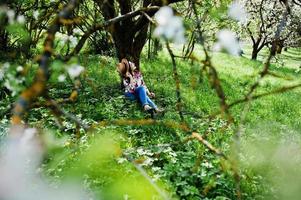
[4,80,17,96]
[73,28,82,35]
[60,34,69,44]
[154,6,186,44]
[213,29,242,56]
[202,161,213,168]
[67,64,84,78]
[169,151,177,157]
[68,35,78,47]
[33,10,39,20]
[58,74,66,82]
[228,1,248,24]
[16,15,25,24]
[16,66,23,72]
[6,9,15,24]
[117,157,127,164]
[142,158,154,166]
[137,148,144,155]
[152,167,161,172]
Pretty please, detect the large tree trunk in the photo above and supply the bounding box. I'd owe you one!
[276,40,284,54]
[98,0,151,69]
[251,38,267,60]
[113,23,149,69]
[251,46,259,60]
[97,0,183,69]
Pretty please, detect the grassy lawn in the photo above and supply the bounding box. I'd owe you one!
[1,46,301,199]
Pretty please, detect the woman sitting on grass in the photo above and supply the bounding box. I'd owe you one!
[117,58,163,113]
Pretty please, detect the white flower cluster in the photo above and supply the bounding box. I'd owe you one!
[212,1,247,56]
[228,1,249,25]
[73,28,83,36]
[1,8,26,24]
[153,6,186,44]
[56,32,78,48]
[213,29,243,56]
[0,62,9,81]
[0,127,90,200]
[58,74,66,82]
[0,62,26,96]
[55,63,84,82]
[67,64,85,79]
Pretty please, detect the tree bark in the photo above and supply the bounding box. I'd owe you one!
[251,42,260,60]
[251,49,259,60]
[96,0,184,69]
[0,30,8,52]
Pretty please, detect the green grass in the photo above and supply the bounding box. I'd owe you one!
[1,47,301,199]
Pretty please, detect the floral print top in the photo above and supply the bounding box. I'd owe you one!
[123,71,147,93]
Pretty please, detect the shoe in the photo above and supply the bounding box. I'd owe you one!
[143,104,153,111]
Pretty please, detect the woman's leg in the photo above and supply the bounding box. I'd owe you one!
[146,96,157,109]
[135,86,158,109]
[135,86,148,106]
[124,92,136,100]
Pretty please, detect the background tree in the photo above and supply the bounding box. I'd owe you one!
[245,0,300,60]
[94,0,184,68]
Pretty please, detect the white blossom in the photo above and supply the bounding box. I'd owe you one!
[33,10,39,20]
[228,1,248,24]
[68,35,78,48]
[16,15,25,24]
[58,74,66,82]
[4,80,14,92]
[213,29,242,56]
[154,6,173,26]
[67,64,84,78]
[73,28,82,35]
[154,6,186,44]
[60,34,69,44]
[16,66,23,72]
[137,148,144,155]
[0,63,9,81]
[6,9,15,24]
[0,127,90,200]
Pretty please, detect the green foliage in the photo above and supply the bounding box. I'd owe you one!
[2,46,294,199]
[6,23,30,45]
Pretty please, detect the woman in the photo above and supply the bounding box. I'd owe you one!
[117,58,163,112]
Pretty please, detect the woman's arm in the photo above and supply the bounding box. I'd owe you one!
[139,73,155,97]
[123,73,136,93]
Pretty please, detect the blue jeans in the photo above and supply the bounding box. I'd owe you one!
[125,86,157,109]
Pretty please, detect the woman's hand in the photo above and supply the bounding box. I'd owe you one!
[149,92,155,98]
[125,72,132,78]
